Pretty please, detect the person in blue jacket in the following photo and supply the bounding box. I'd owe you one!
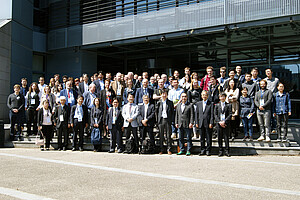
[273,83,291,142]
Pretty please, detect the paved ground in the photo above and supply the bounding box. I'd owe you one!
[0,148,300,200]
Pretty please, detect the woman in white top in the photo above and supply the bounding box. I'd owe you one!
[225,79,239,140]
[38,100,53,151]
[39,85,56,113]
[53,83,63,105]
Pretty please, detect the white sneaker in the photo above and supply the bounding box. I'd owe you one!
[171,133,177,139]
[257,136,264,141]
[265,136,271,142]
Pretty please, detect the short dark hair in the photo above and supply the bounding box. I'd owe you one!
[251,67,259,72]
[229,69,236,73]
[161,89,168,94]
[219,92,227,97]
[77,95,84,100]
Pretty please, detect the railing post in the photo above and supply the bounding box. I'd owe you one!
[0,120,4,148]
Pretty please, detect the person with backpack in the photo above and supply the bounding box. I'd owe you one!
[106,98,124,153]
[122,93,139,153]
[90,98,104,152]
[138,95,156,154]
[273,83,292,142]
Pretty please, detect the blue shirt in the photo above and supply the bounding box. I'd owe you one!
[168,87,184,104]
[273,92,291,115]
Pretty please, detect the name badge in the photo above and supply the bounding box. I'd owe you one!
[117,89,121,96]
[247,113,252,119]
[68,98,72,104]
[60,114,64,122]
[78,115,83,122]
[260,99,264,106]
[31,99,36,105]
[220,114,225,121]
[46,117,51,124]
[17,96,20,100]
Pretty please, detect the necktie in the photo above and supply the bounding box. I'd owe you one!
[129,104,132,113]
[68,90,70,98]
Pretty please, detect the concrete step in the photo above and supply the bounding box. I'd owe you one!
[4,138,300,156]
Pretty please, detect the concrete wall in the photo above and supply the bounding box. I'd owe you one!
[0,0,12,20]
[0,22,11,122]
[10,0,33,86]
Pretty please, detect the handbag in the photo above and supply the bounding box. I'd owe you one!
[35,130,44,146]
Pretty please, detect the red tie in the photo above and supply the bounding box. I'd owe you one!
[68,90,70,98]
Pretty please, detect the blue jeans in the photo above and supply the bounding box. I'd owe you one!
[178,127,192,152]
[241,117,253,137]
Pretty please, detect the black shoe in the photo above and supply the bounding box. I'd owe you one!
[108,150,115,153]
[117,150,123,153]
[72,148,76,151]
[63,147,66,151]
[218,152,223,157]
[58,148,61,151]
[224,152,230,157]
[206,151,211,156]
[198,150,206,156]
[79,147,83,152]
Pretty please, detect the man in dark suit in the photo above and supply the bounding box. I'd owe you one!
[208,75,222,105]
[53,96,70,151]
[156,89,174,155]
[106,98,124,153]
[138,95,155,151]
[195,90,214,156]
[135,79,154,105]
[78,74,90,96]
[175,92,194,156]
[60,81,78,107]
[94,71,105,96]
[70,95,88,151]
[214,92,232,157]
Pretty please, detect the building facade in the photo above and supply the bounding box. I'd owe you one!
[1,0,300,121]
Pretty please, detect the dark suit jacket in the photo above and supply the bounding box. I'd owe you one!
[90,106,104,127]
[53,105,70,128]
[175,102,194,129]
[60,89,78,107]
[134,87,154,105]
[78,82,89,96]
[93,79,104,96]
[37,108,54,126]
[105,107,123,130]
[156,99,174,125]
[214,102,232,125]
[208,84,223,104]
[138,103,155,127]
[70,104,88,124]
[83,91,99,108]
[254,89,273,111]
[195,100,214,128]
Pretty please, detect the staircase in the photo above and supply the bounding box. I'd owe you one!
[3,124,300,156]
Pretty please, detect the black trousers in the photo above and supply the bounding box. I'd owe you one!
[158,118,172,152]
[217,124,230,153]
[276,113,288,139]
[9,111,23,140]
[124,124,139,149]
[200,125,212,152]
[109,125,123,151]
[57,124,68,148]
[27,108,38,135]
[41,125,53,148]
[72,119,84,148]
[140,125,155,147]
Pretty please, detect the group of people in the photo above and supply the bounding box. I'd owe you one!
[7,66,292,156]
